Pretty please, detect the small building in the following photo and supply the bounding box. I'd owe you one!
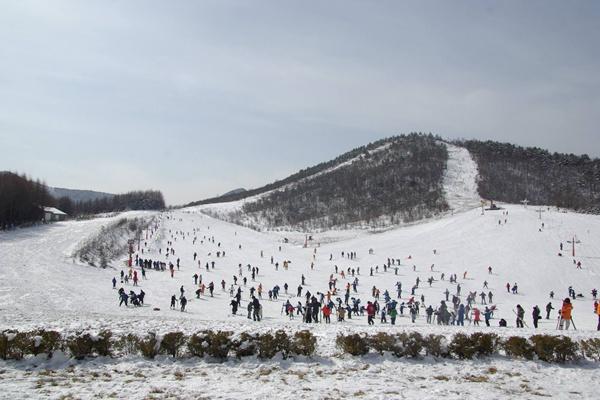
[43,207,67,223]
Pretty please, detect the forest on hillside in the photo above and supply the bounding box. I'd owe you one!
[235,133,449,230]
[458,140,600,212]
[0,171,165,229]
[0,172,55,229]
[187,136,416,207]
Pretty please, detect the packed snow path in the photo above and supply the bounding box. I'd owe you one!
[1,204,599,332]
[442,143,481,212]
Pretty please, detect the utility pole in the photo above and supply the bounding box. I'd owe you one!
[567,236,581,257]
[536,208,545,220]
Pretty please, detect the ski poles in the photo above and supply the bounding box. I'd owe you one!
[512,309,528,328]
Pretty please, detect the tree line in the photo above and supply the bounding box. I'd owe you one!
[457,140,600,212]
[0,171,165,229]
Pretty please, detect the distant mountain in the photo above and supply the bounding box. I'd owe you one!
[221,188,247,197]
[48,187,114,203]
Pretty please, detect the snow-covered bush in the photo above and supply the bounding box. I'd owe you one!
[232,332,259,359]
[502,336,534,360]
[66,333,96,360]
[138,333,160,359]
[580,338,600,362]
[188,331,233,359]
[114,334,140,356]
[422,334,450,358]
[93,330,113,357]
[290,330,316,357]
[160,332,186,358]
[258,330,290,359]
[336,333,369,356]
[397,332,424,358]
[0,330,30,360]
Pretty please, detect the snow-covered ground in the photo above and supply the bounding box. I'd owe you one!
[3,204,600,332]
[1,355,598,400]
[2,203,600,397]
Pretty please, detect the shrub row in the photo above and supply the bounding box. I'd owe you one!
[1,329,596,364]
[0,329,316,361]
[336,332,589,363]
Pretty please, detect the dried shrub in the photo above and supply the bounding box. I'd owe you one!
[423,334,450,358]
[336,334,369,356]
[290,330,316,357]
[502,336,534,360]
[470,332,498,357]
[580,338,600,362]
[368,332,398,355]
[160,332,187,358]
[32,330,62,358]
[398,332,424,358]
[114,334,140,356]
[258,330,290,359]
[94,330,113,357]
[531,335,579,363]
[450,332,498,359]
[139,333,160,359]
[67,333,96,360]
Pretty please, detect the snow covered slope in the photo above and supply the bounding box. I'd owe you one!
[443,143,481,212]
[1,204,599,332]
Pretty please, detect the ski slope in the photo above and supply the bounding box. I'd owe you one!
[1,203,599,333]
[443,143,481,212]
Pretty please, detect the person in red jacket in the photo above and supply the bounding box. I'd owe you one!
[322,305,331,324]
[366,301,376,325]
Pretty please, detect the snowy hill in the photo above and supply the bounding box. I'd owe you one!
[198,133,451,230]
[1,203,599,333]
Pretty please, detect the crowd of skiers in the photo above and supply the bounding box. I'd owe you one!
[108,213,600,331]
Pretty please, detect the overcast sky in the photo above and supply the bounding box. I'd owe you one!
[1,1,599,205]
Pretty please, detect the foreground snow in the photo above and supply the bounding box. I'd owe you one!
[1,355,597,400]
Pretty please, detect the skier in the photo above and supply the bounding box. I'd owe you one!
[515,304,525,328]
[558,298,573,330]
[118,289,128,307]
[170,295,177,310]
[457,304,465,326]
[230,299,238,315]
[366,301,376,325]
[112,277,117,289]
[532,305,541,328]
[180,296,187,312]
[483,307,492,327]
[545,302,554,319]
[473,308,481,326]
[252,296,261,321]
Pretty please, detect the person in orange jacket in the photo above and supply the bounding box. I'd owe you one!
[559,298,573,330]
[596,301,600,331]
